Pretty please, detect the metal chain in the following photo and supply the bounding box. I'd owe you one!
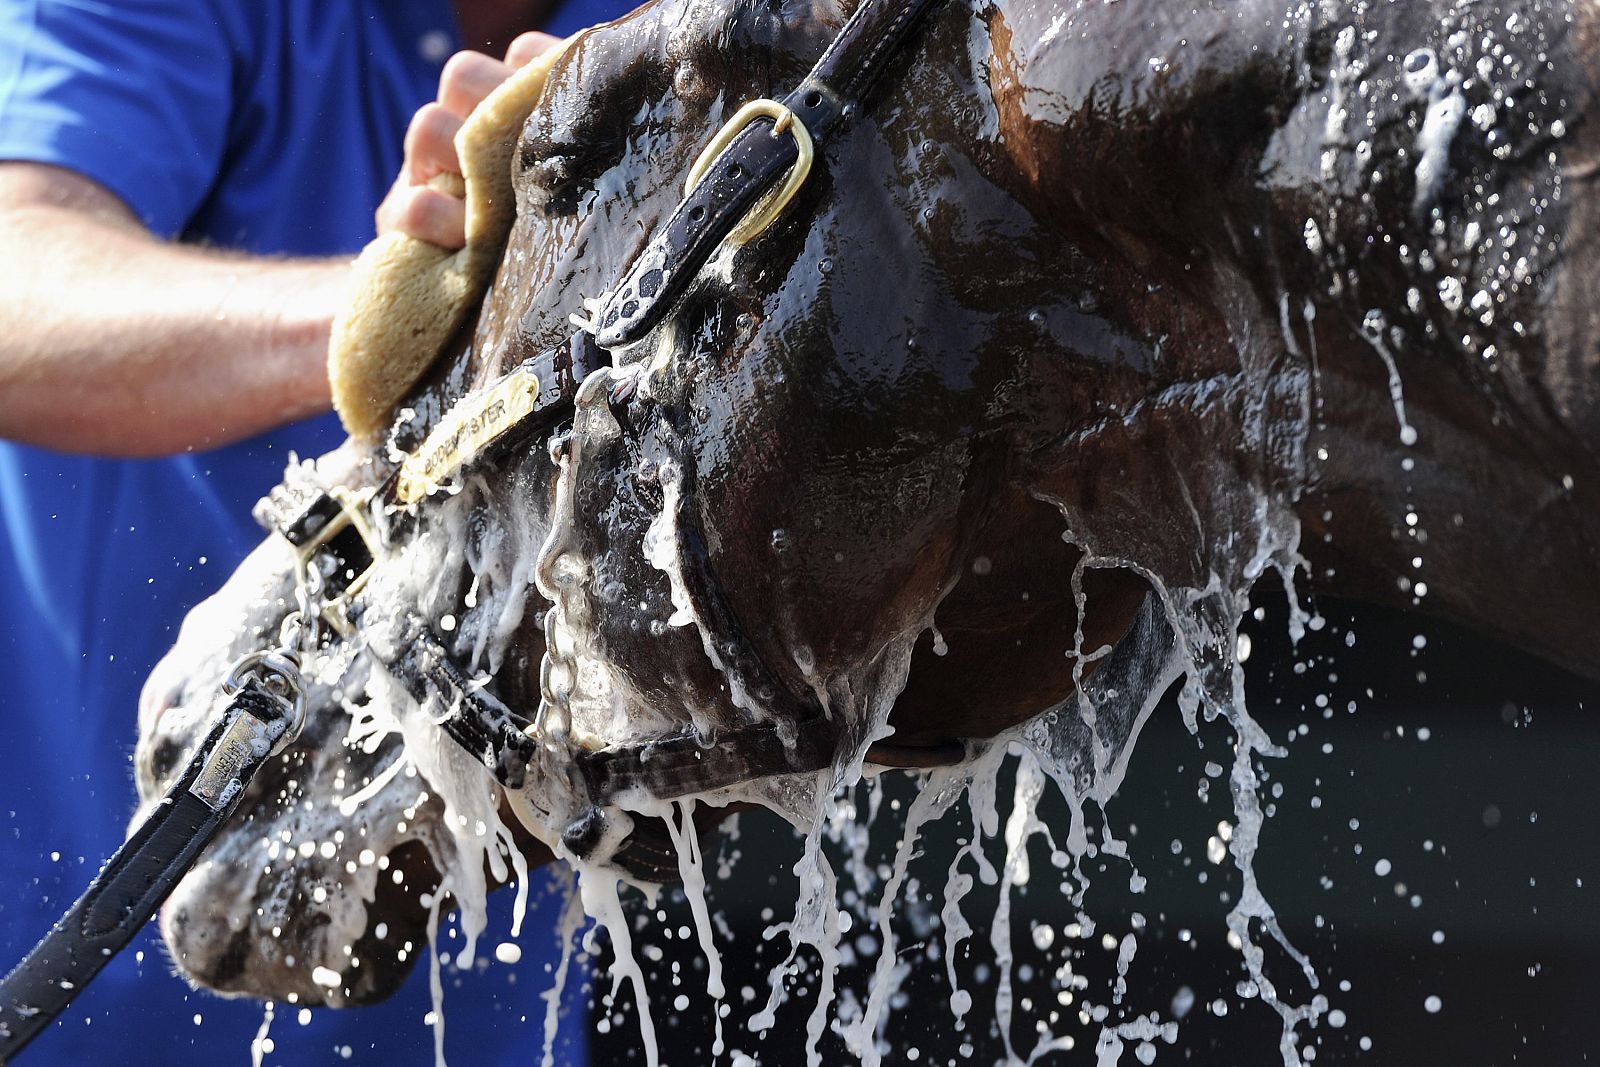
[531,438,598,809]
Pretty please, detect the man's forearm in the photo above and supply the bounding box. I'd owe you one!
[0,169,350,457]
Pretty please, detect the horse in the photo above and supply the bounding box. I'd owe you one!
[131,0,1600,1051]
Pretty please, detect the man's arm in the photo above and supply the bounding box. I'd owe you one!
[0,163,346,456]
[0,32,559,459]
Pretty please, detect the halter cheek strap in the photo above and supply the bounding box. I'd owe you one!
[592,0,946,349]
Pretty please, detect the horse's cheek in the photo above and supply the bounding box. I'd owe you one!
[685,395,959,698]
[888,494,1150,744]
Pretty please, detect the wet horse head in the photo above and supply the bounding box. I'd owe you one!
[501,0,1600,767]
[136,0,1600,1010]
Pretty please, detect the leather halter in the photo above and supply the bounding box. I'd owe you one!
[0,0,946,1057]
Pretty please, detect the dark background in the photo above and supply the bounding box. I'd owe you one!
[589,593,1600,1066]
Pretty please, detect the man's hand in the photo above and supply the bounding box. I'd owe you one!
[374,31,561,250]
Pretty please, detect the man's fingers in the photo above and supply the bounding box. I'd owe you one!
[505,31,562,68]
[376,38,559,248]
[376,184,467,249]
[402,102,464,185]
[438,50,514,118]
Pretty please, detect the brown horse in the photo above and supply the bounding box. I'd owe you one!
[134,0,1600,1048]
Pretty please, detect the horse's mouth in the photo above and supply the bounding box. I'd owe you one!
[153,778,440,1009]
[132,513,472,1009]
[136,647,445,1008]
[157,837,436,1005]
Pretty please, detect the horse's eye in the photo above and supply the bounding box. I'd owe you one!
[524,131,634,218]
[518,148,583,215]
[519,138,594,216]
[516,54,657,218]
[518,97,630,217]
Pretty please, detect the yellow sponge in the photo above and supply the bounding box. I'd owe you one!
[329,38,572,440]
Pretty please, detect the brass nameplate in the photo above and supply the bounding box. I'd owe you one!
[395,370,542,505]
[190,714,264,812]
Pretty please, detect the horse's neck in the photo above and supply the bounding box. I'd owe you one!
[1302,349,1600,679]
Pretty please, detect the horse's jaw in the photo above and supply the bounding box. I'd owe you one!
[522,360,960,824]
[528,368,792,755]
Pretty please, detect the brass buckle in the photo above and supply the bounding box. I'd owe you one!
[291,487,380,638]
[684,98,814,246]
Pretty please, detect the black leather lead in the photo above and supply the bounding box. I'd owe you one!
[593,0,944,349]
[0,684,294,1064]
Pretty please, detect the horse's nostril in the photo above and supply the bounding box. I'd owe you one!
[149,735,187,783]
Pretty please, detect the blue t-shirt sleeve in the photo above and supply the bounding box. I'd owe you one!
[0,0,232,237]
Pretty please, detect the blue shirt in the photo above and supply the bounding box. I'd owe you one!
[0,1,615,1062]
